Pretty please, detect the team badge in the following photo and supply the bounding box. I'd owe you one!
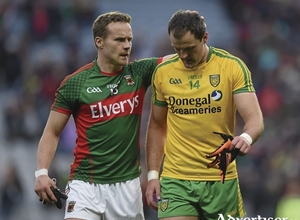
[124,75,135,85]
[67,201,76,213]
[209,74,220,87]
[160,198,169,212]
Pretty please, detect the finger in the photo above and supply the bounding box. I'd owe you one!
[49,191,58,202]
[39,197,47,205]
[150,201,158,211]
[239,145,250,155]
[43,188,57,202]
[146,190,154,206]
[235,141,249,155]
[155,190,161,201]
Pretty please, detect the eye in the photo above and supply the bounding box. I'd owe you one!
[185,47,194,52]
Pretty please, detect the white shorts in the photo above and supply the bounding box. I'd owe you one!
[63,178,144,220]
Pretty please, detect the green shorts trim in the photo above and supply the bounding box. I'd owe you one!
[158,177,246,219]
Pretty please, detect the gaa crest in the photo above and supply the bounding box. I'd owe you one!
[160,198,169,212]
[124,75,135,85]
[209,74,220,87]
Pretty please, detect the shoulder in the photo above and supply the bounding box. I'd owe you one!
[61,61,95,87]
[209,47,249,71]
[155,55,180,71]
[210,47,245,64]
[127,57,159,68]
[124,57,160,78]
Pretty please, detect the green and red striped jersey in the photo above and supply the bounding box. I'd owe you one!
[51,57,162,184]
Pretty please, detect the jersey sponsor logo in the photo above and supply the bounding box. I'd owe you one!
[211,90,222,101]
[90,95,139,118]
[209,74,220,87]
[87,87,102,93]
[169,91,223,115]
[169,78,182,84]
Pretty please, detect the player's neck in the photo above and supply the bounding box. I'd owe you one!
[198,45,209,66]
[97,56,123,74]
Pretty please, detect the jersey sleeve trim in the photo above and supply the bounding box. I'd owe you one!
[153,100,168,107]
[233,88,255,94]
[52,106,72,115]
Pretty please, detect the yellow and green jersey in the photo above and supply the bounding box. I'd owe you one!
[152,47,255,181]
[52,57,162,184]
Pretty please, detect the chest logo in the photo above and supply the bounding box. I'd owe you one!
[209,74,220,87]
[87,87,102,93]
[124,75,135,86]
[169,78,182,84]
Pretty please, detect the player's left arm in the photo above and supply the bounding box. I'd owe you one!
[232,92,264,154]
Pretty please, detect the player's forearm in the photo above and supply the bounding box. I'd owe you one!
[235,93,264,144]
[242,110,264,144]
[36,131,59,170]
[146,126,166,172]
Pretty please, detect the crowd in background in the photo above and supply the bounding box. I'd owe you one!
[223,0,300,216]
[0,0,300,219]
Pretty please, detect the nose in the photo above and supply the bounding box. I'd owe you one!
[179,50,188,59]
[124,40,132,49]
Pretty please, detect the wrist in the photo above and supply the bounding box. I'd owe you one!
[35,168,48,178]
[240,133,253,145]
[147,170,159,181]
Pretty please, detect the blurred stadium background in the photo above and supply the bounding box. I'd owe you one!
[0,0,300,219]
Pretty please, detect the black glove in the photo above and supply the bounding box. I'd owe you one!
[39,178,68,209]
[206,132,239,183]
[50,178,68,209]
[50,185,68,209]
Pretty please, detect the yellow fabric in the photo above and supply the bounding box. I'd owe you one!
[152,46,255,181]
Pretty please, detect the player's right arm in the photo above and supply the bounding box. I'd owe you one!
[145,104,167,210]
[34,110,70,203]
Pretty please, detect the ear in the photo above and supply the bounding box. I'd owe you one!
[202,32,208,44]
[94,36,103,49]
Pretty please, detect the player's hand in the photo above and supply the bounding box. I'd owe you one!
[145,179,160,210]
[35,175,57,204]
[230,135,251,156]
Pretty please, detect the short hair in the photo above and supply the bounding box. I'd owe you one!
[168,10,206,41]
[92,11,132,40]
